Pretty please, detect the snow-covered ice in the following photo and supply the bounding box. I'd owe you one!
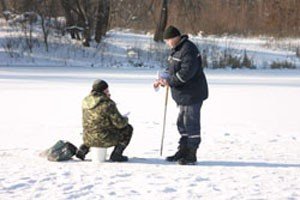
[1,66,300,200]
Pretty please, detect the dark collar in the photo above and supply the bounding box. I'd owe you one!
[172,35,188,51]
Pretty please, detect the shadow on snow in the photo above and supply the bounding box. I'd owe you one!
[126,157,300,168]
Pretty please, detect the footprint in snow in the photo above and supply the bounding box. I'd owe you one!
[109,191,116,196]
[252,175,260,179]
[80,184,94,191]
[269,139,278,143]
[20,176,31,180]
[195,176,210,182]
[115,173,132,178]
[6,183,29,190]
[163,187,176,193]
[63,185,74,191]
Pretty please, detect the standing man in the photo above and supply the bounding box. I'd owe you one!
[154,25,208,165]
[76,79,133,162]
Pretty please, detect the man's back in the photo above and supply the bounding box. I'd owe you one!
[82,92,129,147]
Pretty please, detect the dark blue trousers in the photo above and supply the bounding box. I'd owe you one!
[177,101,203,149]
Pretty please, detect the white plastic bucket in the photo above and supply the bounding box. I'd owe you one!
[91,147,107,163]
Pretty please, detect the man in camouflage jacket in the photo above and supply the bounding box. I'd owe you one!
[76,79,133,162]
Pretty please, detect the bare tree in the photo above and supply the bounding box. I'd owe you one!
[21,16,34,53]
[0,0,7,11]
[1,0,9,20]
[60,0,91,46]
[154,0,168,42]
[110,0,157,31]
[74,0,92,46]
[3,0,300,41]
[61,0,80,39]
[60,0,106,46]
[35,0,57,52]
[95,0,110,43]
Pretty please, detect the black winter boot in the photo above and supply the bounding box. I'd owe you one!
[166,146,187,162]
[110,144,128,162]
[178,148,197,165]
[75,144,90,160]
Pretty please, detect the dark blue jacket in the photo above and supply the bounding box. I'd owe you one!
[166,35,208,105]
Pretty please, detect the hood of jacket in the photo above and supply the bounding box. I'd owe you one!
[82,92,109,110]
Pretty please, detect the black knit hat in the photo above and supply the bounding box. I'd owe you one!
[92,79,108,92]
[163,25,181,39]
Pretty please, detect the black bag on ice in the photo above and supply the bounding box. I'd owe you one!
[45,140,78,161]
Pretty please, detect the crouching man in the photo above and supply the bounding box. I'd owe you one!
[76,79,133,162]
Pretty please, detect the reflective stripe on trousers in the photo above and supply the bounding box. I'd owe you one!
[177,101,203,148]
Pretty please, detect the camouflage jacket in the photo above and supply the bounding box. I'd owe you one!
[82,92,128,147]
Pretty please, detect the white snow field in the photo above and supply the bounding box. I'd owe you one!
[0,66,300,200]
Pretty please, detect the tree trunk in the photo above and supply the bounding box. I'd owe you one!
[154,0,168,42]
[0,0,7,11]
[1,0,9,20]
[61,0,77,39]
[40,15,49,52]
[95,0,110,43]
[102,0,110,36]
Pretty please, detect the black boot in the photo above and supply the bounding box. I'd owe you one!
[166,146,187,162]
[178,148,197,165]
[110,144,128,162]
[75,144,89,160]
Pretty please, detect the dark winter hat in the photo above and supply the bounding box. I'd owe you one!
[163,25,181,39]
[92,79,108,92]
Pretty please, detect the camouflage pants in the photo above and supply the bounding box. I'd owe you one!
[115,124,133,147]
[83,124,133,148]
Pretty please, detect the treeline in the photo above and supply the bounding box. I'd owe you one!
[1,0,300,40]
[111,0,300,37]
